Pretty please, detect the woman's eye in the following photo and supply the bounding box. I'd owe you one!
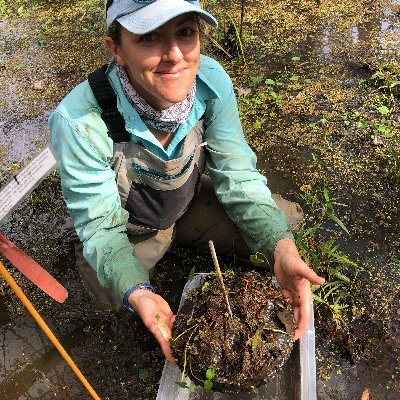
[178,27,197,37]
[139,33,156,43]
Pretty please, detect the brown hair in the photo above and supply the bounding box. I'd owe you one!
[106,20,122,45]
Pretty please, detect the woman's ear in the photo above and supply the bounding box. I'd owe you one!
[105,36,124,66]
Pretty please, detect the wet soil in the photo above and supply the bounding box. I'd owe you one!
[172,271,295,394]
[0,0,399,399]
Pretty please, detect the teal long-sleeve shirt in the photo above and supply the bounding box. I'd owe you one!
[49,55,293,302]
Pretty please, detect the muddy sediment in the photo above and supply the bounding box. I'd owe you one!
[172,271,295,393]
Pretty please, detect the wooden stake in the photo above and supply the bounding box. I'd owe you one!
[208,241,233,317]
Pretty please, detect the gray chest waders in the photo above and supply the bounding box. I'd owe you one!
[88,65,206,236]
[72,66,208,312]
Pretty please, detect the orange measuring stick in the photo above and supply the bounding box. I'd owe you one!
[0,260,101,400]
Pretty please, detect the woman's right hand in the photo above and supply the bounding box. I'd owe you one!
[128,289,176,364]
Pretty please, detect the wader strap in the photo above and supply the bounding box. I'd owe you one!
[88,64,130,143]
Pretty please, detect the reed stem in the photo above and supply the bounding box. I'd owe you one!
[208,240,233,317]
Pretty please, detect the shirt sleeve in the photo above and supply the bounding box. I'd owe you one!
[203,68,294,260]
[49,107,149,302]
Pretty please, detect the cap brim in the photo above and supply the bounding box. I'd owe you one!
[117,0,218,35]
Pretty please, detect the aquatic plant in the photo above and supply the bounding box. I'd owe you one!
[295,186,358,327]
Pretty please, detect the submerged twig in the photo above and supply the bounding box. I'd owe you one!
[263,326,290,336]
[173,323,199,343]
[208,240,233,317]
[240,0,245,40]
[181,327,199,381]
[204,32,233,58]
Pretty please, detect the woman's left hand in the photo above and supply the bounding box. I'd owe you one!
[273,238,325,340]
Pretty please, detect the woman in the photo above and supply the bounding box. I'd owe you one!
[49,0,324,364]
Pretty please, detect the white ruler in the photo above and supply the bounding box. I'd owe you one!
[0,145,57,223]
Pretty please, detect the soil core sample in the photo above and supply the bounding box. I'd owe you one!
[171,270,296,393]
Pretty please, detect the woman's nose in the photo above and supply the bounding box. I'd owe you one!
[162,40,184,63]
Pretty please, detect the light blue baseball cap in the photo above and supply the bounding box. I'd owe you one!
[105,0,218,34]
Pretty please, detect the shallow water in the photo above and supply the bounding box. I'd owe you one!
[0,1,399,399]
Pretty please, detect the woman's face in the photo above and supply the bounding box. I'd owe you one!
[106,14,200,111]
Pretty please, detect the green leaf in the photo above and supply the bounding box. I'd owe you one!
[251,76,262,85]
[329,213,350,235]
[206,369,215,380]
[312,293,329,305]
[377,105,390,115]
[202,281,210,292]
[188,267,195,281]
[289,75,299,81]
[253,120,263,129]
[265,78,275,85]
[329,251,358,268]
[17,5,25,15]
[252,330,263,352]
[385,131,395,138]
[323,187,330,202]
[176,381,189,389]
[204,380,213,390]
[269,91,278,98]
[0,1,7,14]
[377,124,395,138]
[138,368,149,382]
[331,270,351,283]
[291,56,301,61]
[169,337,176,347]
[250,254,264,263]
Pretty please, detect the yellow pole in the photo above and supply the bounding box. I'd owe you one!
[0,261,101,400]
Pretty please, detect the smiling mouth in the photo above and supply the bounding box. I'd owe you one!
[160,72,180,76]
[157,68,186,76]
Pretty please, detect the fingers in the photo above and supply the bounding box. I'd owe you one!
[281,281,312,340]
[302,267,325,286]
[156,317,172,341]
[281,294,309,340]
[281,288,292,302]
[135,293,177,364]
[294,326,304,341]
[142,314,176,364]
[273,241,323,341]
[149,320,177,364]
[290,257,325,286]
[293,298,311,340]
